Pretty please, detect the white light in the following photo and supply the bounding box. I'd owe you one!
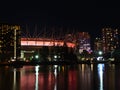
[54,55,57,59]
[54,65,57,90]
[98,64,104,90]
[97,56,103,61]
[98,51,103,55]
[35,55,39,59]
[54,65,58,68]
[35,65,39,90]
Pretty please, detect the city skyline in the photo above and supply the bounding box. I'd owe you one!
[0,24,120,63]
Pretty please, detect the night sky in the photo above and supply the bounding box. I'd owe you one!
[0,1,120,39]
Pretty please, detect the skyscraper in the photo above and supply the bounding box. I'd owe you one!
[0,24,21,61]
[76,32,92,53]
[94,37,103,51]
[102,28,120,53]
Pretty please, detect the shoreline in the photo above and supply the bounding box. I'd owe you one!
[0,60,119,67]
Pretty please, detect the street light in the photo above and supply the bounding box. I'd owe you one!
[98,51,103,55]
[35,55,39,59]
[97,51,103,61]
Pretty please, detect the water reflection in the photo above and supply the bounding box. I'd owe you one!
[98,64,104,90]
[35,65,39,90]
[78,64,93,90]
[13,68,17,90]
[0,64,120,90]
[54,65,58,90]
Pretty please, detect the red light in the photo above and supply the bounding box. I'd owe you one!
[21,38,75,48]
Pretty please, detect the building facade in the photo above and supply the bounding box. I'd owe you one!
[102,28,120,53]
[94,37,103,51]
[0,24,21,61]
[76,32,92,53]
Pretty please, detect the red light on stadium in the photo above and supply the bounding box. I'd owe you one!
[21,38,75,48]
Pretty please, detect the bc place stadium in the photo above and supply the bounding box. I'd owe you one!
[21,37,76,62]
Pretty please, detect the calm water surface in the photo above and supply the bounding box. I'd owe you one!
[0,64,120,90]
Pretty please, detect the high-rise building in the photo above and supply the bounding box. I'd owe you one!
[94,37,103,51]
[102,28,120,53]
[76,32,92,53]
[0,24,21,61]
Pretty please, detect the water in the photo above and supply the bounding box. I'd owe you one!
[0,64,119,90]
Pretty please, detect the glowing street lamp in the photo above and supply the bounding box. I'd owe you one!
[35,55,39,59]
[98,51,103,55]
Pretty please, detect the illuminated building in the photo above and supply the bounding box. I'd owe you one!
[94,37,103,51]
[20,38,75,60]
[20,25,76,61]
[102,28,120,53]
[76,32,92,53]
[0,24,21,61]
[21,38,75,47]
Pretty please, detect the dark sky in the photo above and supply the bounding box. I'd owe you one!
[0,1,120,38]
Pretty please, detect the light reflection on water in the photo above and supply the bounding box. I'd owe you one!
[13,68,17,90]
[35,65,39,90]
[98,64,104,90]
[0,64,119,90]
[54,65,58,90]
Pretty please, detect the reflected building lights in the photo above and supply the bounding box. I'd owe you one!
[98,64,104,90]
[90,64,93,71]
[0,64,118,90]
[35,65,39,90]
[82,64,85,71]
[13,68,17,90]
[54,65,58,90]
